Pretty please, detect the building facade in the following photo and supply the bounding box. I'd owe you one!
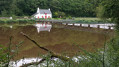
[32,8,52,19]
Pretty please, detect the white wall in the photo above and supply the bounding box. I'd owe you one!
[34,13,52,18]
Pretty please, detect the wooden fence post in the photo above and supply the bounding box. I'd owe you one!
[66,23,68,26]
[73,23,75,26]
[50,21,52,24]
[48,22,50,24]
[80,24,82,27]
[97,25,100,29]
[88,24,90,28]
[109,26,111,30]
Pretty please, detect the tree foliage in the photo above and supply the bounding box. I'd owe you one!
[96,0,119,31]
[96,0,119,66]
[0,0,102,17]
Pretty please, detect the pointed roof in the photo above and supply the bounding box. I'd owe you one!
[32,8,52,16]
[39,9,51,14]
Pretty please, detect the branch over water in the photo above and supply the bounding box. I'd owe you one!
[20,32,70,67]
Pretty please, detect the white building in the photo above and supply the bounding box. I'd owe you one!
[32,8,52,19]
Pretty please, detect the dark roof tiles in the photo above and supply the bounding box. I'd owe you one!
[39,9,51,14]
[32,8,52,16]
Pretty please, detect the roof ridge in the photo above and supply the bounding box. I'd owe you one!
[41,9,49,10]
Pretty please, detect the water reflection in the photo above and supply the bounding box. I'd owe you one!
[10,26,13,28]
[34,22,52,33]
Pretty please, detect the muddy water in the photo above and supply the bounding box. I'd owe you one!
[0,25,113,60]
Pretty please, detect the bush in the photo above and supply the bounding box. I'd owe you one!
[54,11,66,18]
[6,20,17,24]
[68,16,72,19]
[0,45,8,67]
[0,20,6,24]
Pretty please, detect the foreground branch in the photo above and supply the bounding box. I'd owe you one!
[21,32,51,53]
[20,32,70,67]
[20,58,46,67]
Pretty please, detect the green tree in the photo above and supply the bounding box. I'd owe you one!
[9,0,19,16]
[97,0,119,30]
[0,0,106,17]
[0,0,12,16]
[1,9,8,16]
[96,0,119,66]
[54,11,65,18]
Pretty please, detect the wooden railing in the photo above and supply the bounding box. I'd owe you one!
[63,23,114,30]
[36,20,115,30]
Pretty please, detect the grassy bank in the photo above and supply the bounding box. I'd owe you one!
[52,17,113,24]
[0,17,113,25]
[0,19,35,25]
[72,17,112,24]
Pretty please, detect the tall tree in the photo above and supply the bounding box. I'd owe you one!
[0,0,12,16]
[9,0,19,16]
[99,0,119,66]
[97,0,119,30]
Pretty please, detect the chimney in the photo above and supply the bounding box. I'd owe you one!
[48,8,50,11]
[37,7,40,13]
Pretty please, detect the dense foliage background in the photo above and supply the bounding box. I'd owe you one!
[0,0,103,17]
[0,0,119,66]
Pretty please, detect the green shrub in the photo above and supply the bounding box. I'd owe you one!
[0,20,6,24]
[0,45,8,67]
[5,20,17,24]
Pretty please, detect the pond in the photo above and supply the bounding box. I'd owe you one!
[0,23,113,61]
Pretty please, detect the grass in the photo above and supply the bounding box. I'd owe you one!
[72,17,112,24]
[50,17,113,24]
[74,17,100,21]
[0,19,35,25]
[0,17,113,25]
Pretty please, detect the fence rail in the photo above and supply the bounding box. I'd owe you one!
[63,23,115,30]
[36,20,115,30]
